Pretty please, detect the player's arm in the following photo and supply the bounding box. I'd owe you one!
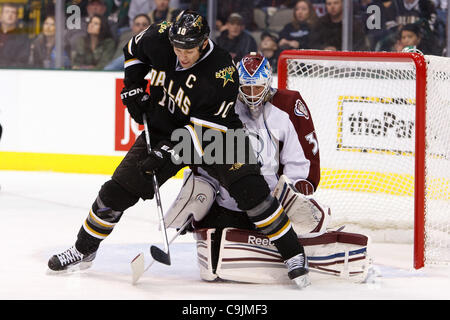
[123,26,153,86]
[278,92,320,195]
[121,26,154,124]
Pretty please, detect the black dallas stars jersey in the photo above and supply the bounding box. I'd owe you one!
[123,21,242,157]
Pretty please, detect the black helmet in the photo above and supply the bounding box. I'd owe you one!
[169,10,210,49]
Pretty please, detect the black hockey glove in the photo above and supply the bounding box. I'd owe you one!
[120,81,152,124]
[138,141,179,176]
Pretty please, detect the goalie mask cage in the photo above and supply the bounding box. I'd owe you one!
[278,50,449,269]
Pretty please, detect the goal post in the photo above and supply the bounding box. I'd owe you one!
[277,50,449,269]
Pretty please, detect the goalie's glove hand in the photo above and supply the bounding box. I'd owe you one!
[138,141,179,176]
[294,179,315,196]
[120,81,152,125]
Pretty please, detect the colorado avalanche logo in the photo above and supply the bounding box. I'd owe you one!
[294,99,309,119]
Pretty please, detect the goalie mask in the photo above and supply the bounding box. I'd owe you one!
[237,52,274,116]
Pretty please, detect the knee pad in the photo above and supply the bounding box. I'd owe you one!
[99,179,139,212]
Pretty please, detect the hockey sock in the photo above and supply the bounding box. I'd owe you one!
[246,195,304,260]
[75,179,140,254]
[75,196,124,255]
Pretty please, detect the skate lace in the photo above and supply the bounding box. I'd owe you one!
[285,253,306,271]
[57,246,83,266]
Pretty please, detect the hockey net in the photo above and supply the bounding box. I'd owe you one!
[277,50,450,268]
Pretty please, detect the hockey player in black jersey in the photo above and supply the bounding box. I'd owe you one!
[47,10,309,288]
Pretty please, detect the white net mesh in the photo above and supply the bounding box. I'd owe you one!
[282,52,449,266]
[423,56,450,265]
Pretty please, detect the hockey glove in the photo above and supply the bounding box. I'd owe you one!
[120,81,152,124]
[138,141,179,176]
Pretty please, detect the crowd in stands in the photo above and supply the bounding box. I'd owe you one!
[0,0,448,71]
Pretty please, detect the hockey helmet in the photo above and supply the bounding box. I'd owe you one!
[237,52,274,114]
[169,10,210,49]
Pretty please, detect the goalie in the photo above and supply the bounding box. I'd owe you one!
[165,52,372,285]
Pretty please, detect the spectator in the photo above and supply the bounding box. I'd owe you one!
[0,3,30,67]
[379,22,442,54]
[309,0,369,50]
[104,13,150,70]
[217,13,258,63]
[396,23,423,51]
[278,0,319,50]
[29,16,71,69]
[216,0,257,32]
[66,0,116,50]
[372,0,443,54]
[128,0,153,28]
[71,14,116,70]
[363,0,399,49]
[147,0,181,24]
[394,0,438,27]
[127,0,181,27]
[259,31,281,73]
[394,0,443,50]
[114,0,133,30]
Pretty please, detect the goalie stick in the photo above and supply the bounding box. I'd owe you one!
[131,216,193,285]
[142,116,171,265]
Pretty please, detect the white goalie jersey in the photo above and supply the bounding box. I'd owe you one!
[196,88,321,212]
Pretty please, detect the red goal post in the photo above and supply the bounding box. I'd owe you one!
[277,50,449,269]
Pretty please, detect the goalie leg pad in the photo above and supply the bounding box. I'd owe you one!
[300,231,372,282]
[193,228,219,281]
[196,228,372,284]
[164,169,217,229]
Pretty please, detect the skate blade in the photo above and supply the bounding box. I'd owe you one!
[293,274,311,289]
[46,261,93,275]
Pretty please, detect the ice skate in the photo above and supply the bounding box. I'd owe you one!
[48,246,96,273]
[284,253,311,289]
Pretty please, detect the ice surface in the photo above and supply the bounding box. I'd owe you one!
[0,170,449,300]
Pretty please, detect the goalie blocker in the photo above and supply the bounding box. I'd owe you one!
[164,171,372,283]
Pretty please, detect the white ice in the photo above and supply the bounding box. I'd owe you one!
[0,170,449,300]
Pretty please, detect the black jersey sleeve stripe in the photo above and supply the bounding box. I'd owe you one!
[184,124,204,157]
[124,58,144,69]
[190,116,228,133]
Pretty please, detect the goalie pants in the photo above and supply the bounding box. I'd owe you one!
[75,132,304,261]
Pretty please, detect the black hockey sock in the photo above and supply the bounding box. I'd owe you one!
[270,227,304,260]
[246,195,304,261]
[75,197,124,255]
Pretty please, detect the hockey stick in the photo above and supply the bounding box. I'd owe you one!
[131,216,193,285]
[142,116,171,265]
